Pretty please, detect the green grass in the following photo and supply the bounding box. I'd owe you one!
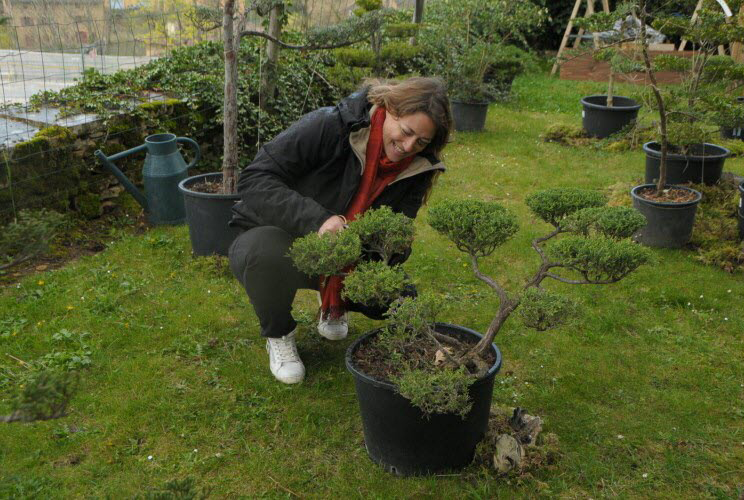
[1,71,743,498]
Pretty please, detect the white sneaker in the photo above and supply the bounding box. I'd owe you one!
[266,330,305,384]
[318,312,348,340]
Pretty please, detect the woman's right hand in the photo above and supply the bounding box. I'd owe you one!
[318,215,347,235]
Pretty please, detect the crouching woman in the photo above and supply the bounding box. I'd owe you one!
[228,77,452,384]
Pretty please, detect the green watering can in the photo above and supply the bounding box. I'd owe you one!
[95,133,200,225]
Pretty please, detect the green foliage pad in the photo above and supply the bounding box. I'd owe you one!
[428,200,519,258]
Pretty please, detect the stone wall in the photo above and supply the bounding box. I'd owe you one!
[0,98,222,224]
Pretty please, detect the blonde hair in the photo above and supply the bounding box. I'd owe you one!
[364,77,452,158]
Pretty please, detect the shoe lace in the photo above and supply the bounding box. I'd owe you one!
[322,313,348,325]
[270,337,299,363]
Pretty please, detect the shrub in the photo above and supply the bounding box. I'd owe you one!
[0,210,67,270]
[526,188,607,227]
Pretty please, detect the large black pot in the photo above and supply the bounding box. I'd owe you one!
[345,322,502,476]
[178,172,242,257]
[631,184,702,248]
[451,100,488,132]
[720,96,744,140]
[643,142,729,186]
[738,181,744,241]
[580,95,641,139]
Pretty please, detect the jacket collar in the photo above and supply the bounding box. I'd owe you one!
[348,104,446,185]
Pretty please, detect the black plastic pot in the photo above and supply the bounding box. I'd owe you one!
[580,95,641,139]
[720,96,744,140]
[631,184,702,248]
[451,100,488,132]
[643,142,729,186]
[738,181,744,241]
[178,172,242,257]
[345,322,502,476]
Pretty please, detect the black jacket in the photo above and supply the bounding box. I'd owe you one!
[230,90,446,237]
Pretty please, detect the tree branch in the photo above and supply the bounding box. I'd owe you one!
[544,272,623,285]
[239,30,368,50]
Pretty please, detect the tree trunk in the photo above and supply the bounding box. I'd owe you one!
[222,0,238,194]
[259,3,283,111]
[607,69,614,108]
[639,0,668,192]
[410,0,424,46]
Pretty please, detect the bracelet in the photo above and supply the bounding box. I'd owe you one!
[337,214,348,224]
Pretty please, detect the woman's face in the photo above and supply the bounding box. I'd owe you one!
[382,111,436,162]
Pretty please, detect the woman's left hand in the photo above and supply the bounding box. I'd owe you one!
[317,215,347,235]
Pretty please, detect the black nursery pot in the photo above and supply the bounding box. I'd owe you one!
[178,172,242,257]
[580,95,641,139]
[643,142,729,186]
[631,184,702,248]
[345,322,503,476]
[720,96,744,140]
[451,100,488,132]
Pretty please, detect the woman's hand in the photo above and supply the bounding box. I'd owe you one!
[318,215,347,235]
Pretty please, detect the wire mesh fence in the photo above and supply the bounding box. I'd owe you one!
[0,0,416,223]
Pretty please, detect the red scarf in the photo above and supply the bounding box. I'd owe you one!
[319,107,414,320]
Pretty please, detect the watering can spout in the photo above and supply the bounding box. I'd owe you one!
[95,133,201,225]
[95,147,149,210]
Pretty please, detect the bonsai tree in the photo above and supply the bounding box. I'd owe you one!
[289,191,650,416]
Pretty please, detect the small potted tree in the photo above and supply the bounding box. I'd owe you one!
[574,8,644,138]
[290,191,650,476]
[418,0,546,132]
[580,47,643,138]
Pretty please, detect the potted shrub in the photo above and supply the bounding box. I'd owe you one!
[445,43,504,132]
[418,0,547,132]
[580,48,643,138]
[289,193,650,475]
[574,10,644,138]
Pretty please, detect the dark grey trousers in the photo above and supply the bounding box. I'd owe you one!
[228,226,317,339]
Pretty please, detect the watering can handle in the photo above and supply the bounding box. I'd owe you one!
[177,137,201,170]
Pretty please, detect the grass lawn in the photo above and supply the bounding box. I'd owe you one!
[1,71,743,498]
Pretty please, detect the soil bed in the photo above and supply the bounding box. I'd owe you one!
[353,330,497,383]
[187,178,223,194]
[636,186,698,203]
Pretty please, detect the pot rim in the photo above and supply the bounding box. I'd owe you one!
[630,183,702,207]
[450,99,489,107]
[178,172,241,200]
[345,322,502,391]
[580,94,642,111]
[642,141,730,161]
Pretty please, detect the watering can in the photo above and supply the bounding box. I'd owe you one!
[95,133,200,225]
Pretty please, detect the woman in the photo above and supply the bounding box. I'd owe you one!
[228,77,452,384]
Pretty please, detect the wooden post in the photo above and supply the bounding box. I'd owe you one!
[410,0,424,46]
[732,4,744,62]
[679,0,704,51]
[259,3,283,111]
[552,0,611,76]
[551,0,584,76]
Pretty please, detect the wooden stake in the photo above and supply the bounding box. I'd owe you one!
[551,0,584,76]
[553,0,613,76]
